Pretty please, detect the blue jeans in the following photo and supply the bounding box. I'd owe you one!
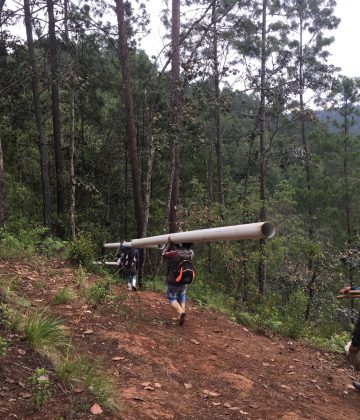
[166,284,187,304]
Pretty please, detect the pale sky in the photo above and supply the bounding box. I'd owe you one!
[5,0,360,79]
[141,0,360,79]
[327,1,360,77]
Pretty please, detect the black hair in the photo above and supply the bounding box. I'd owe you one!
[181,242,193,249]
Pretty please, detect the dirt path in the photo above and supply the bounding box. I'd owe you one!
[1,259,360,419]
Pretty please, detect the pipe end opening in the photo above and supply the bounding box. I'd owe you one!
[261,222,275,238]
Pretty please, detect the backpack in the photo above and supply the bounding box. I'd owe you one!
[120,247,137,269]
[174,258,195,285]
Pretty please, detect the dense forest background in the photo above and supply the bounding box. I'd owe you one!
[1,0,360,346]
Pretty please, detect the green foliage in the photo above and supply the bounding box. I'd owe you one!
[56,356,118,409]
[66,232,95,267]
[0,304,22,332]
[282,289,309,338]
[86,278,110,306]
[24,311,68,352]
[26,368,51,410]
[308,331,350,353]
[52,288,74,305]
[0,336,8,358]
[0,226,66,259]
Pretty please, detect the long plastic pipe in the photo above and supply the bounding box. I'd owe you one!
[103,222,275,249]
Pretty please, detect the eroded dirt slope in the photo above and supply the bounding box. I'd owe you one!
[1,258,360,419]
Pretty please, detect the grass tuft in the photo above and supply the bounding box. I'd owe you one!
[52,288,74,305]
[24,310,69,352]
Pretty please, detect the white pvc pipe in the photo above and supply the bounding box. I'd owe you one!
[103,222,275,249]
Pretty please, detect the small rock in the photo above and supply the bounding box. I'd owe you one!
[224,402,232,408]
[132,396,145,401]
[17,349,26,355]
[343,390,349,395]
[154,383,161,388]
[19,393,31,399]
[212,402,221,406]
[144,386,155,391]
[112,356,125,361]
[184,383,193,390]
[141,382,151,387]
[229,407,241,411]
[90,403,103,415]
[190,339,200,345]
[84,329,93,335]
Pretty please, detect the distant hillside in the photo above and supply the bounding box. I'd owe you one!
[315,106,360,134]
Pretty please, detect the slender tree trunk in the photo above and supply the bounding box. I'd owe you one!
[0,1,6,226]
[115,0,144,238]
[212,0,225,219]
[299,13,316,318]
[257,0,267,296]
[205,136,213,272]
[342,101,354,316]
[64,0,76,239]
[0,136,5,226]
[24,0,52,230]
[168,0,181,233]
[47,0,64,235]
[142,109,155,238]
[299,15,313,255]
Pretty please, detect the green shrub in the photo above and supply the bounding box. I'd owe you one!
[86,279,109,306]
[0,336,8,358]
[37,236,67,257]
[308,331,350,353]
[26,368,51,410]
[66,232,95,267]
[1,304,22,332]
[282,289,309,339]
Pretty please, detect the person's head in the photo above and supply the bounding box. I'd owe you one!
[181,242,193,250]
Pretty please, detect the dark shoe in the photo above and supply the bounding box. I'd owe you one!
[132,285,137,291]
[179,312,186,326]
[352,381,360,391]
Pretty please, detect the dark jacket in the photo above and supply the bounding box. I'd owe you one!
[352,313,360,347]
[117,247,139,275]
[162,246,194,285]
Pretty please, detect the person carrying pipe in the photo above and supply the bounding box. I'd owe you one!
[162,242,195,326]
[116,244,139,291]
[345,311,360,390]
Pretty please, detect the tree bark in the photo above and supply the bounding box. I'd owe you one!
[168,0,181,233]
[0,1,6,226]
[0,136,5,226]
[24,0,52,230]
[257,0,267,296]
[212,0,225,219]
[47,0,64,235]
[64,0,76,240]
[115,0,144,238]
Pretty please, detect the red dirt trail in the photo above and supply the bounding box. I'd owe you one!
[1,258,360,419]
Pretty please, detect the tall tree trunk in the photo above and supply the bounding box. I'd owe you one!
[212,0,225,219]
[168,0,181,233]
[47,0,64,235]
[299,13,315,320]
[0,136,5,226]
[342,100,354,315]
[0,1,6,226]
[115,0,144,238]
[24,0,52,230]
[257,0,267,296]
[64,0,76,239]
[205,136,213,272]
